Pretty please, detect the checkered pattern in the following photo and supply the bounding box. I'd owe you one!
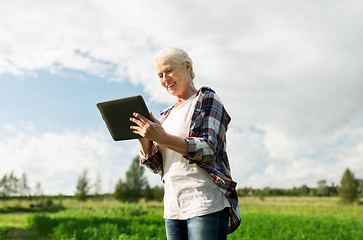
[141,87,241,234]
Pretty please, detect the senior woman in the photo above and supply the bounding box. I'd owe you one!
[130,47,241,240]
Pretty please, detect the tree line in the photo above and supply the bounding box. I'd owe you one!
[237,168,362,203]
[1,157,362,205]
[74,156,164,203]
[0,172,40,200]
[237,180,340,197]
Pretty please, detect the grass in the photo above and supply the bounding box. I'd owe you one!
[239,196,363,220]
[0,214,29,228]
[0,196,362,239]
[228,213,363,240]
[27,214,166,240]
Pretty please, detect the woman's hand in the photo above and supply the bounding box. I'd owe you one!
[130,112,189,157]
[130,112,166,143]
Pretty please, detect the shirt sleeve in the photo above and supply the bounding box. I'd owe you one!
[140,142,164,176]
[184,91,231,163]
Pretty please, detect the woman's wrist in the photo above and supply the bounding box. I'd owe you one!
[138,138,153,156]
[158,133,189,156]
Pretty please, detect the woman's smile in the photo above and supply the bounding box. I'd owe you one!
[167,82,176,89]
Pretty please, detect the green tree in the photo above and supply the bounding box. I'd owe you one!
[34,182,43,199]
[317,179,329,196]
[75,169,90,201]
[125,156,148,202]
[0,174,9,204]
[339,168,359,204]
[93,173,103,200]
[18,172,30,198]
[328,182,338,196]
[298,184,310,196]
[58,194,64,205]
[9,172,19,197]
[114,178,126,201]
[152,185,164,202]
[114,156,148,202]
[357,179,363,197]
[17,172,31,206]
[141,184,164,202]
[0,171,22,207]
[144,184,154,202]
[237,187,253,197]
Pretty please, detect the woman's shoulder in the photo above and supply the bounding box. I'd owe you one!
[196,86,231,123]
[198,86,215,95]
[197,86,223,104]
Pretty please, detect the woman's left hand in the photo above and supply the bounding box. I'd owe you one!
[130,112,166,143]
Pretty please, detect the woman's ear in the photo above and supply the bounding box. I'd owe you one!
[185,61,191,72]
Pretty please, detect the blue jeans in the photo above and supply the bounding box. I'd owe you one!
[165,208,229,240]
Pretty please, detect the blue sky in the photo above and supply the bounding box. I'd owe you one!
[1,69,168,194]
[0,70,165,135]
[1,0,363,195]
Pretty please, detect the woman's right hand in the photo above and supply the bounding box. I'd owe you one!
[130,112,158,155]
[130,112,167,143]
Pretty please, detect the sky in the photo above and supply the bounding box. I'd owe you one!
[1,0,363,195]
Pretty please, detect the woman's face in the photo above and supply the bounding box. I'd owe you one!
[155,56,192,98]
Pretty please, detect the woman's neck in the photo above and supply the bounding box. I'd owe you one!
[177,87,197,102]
[175,86,198,107]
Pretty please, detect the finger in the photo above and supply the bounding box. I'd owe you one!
[130,126,144,137]
[133,130,143,137]
[129,125,139,130]
[133,112,149,123]
[129,117,144,127]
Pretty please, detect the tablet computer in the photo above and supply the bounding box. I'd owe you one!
[96,95,152,141]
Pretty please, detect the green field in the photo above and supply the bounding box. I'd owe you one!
[0,197,362,239]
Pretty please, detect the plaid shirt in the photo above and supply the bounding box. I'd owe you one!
[140,87,241,234]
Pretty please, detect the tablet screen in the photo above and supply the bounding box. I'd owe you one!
[97,95,152,141]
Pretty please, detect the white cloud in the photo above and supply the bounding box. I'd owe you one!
[0,122,161,195]
[1,0,363,189]
[241,126,363,189]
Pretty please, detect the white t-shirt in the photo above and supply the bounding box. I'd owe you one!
[160,94,230,220]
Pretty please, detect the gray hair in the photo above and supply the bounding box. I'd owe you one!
[153,47,195,79]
